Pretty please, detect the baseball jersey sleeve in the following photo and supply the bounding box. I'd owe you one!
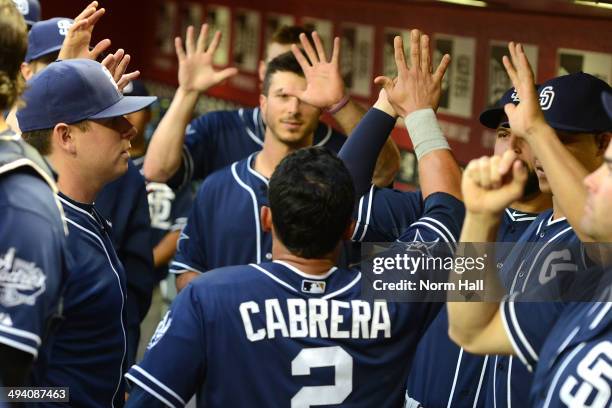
[169,184,208,275]
[352,186,424,242]
[125,284,206,408]
[396,192,465,244]
[0,205,65,357]
[499,293,564,373]
[169,186,193,233]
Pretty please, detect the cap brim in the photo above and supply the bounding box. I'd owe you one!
[479,107,506,129]
[89,95,157,119]
[25,45,63,63]
[603,91,612,120]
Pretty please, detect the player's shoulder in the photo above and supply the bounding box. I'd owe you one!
[189,264,263,292]
[199,156,250,191]
[0,171,59,223]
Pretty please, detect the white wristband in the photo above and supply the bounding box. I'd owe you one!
[404,108,450,160]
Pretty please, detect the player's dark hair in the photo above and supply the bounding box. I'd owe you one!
[270,25,315,47]
[0,0,27,111]
[22,121,90,156]
[262,51,307,96]
[268,147,355,259]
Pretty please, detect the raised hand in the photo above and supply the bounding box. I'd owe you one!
[58,1,110,60]
[101,49,140,92]
[502,42,549,140]
[462,150,528,216]
[374,29,450,117]
[176,24,238,93]
[289,31,345,108]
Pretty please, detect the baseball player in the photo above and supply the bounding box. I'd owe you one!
[404,86,552,408]
[448,42,612,408]
[0,0,69,386]
[125,144,460,408]
[142,24,399,190]
[11,0,39,27]
[17,59,156,407]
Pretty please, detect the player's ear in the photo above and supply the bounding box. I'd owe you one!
[53,123,76,155]
[20,62,33,81]
[261,206,272,232]
[342,219,356,241]
[596,132,611,156]
[259,93,268,116]
[258,60,266,83]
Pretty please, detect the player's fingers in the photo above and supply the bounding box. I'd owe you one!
[196,24,209,53]
[503,103,517,125]
[90,39,111,61]
[433,54,451,84]
[66,19,87,36]
[300,33,319,64]
[393,36,408,75]
[175,37,186,62]
[498,149,518,176]
[207,30,222,56]
[184,26,195,55]
[489,155,502,189]
[510,160,528,193]
[214,67,239,83]
[409,29,421,71]
[114,53,131,82]
[331,37,340,65]
[420,34,431,74]
[477,156,493,189]
[74,2,97,21]
[291,44,311,71]
[87,8,105,28]
[502,56,519,88]
[516,43,536,84]
[100,53,115,70]
[312,32,328,61]
[464,159,480,185]
[117,71,140,91]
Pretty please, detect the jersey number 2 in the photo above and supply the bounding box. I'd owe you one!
[291,346,353,407]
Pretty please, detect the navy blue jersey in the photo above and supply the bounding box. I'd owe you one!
[405,208,539,408]
[173,107,345,188]
[351,186,424,243]
[126,190,464,408]
[501,274,612,408]
[32,194,127,408]
[486,209,591,408]
[170,153,271,274]
[133,156,192,281]
[0,169,68,359]
[96,160,154,368]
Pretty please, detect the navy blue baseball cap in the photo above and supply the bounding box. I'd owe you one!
[25,17,74,63]
[12,0,40,26]
[603,91,612,120]
[122,80,150,97]
[18,59,157,132]
[479,87,522,129]
[537,72,612,133]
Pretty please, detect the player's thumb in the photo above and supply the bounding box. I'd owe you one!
[215,67,239,83]
[510,159,528,193]
[374,76,394,94]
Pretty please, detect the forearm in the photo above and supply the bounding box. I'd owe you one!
[143,88,199,182]
[448,212,504,349]
[338,107,397,197]
[332,98,366,135]
[527,126,593,241]
[405,109,461,200]
[153,231,181,268]
[372,138,401,187]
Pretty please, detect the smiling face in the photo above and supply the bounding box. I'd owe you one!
[73,115,136,184]
[260,71,320,148]
[582,143,612,242]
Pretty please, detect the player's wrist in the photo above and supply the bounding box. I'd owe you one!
[465,210,502,226]
[327,93,351,115]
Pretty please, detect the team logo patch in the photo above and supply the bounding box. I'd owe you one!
[301,280,326,294]
[147,311,172,349]
[57,19,73,36]
[0,248,46,307]
[539,86,555,110]
[12,0,28,15]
